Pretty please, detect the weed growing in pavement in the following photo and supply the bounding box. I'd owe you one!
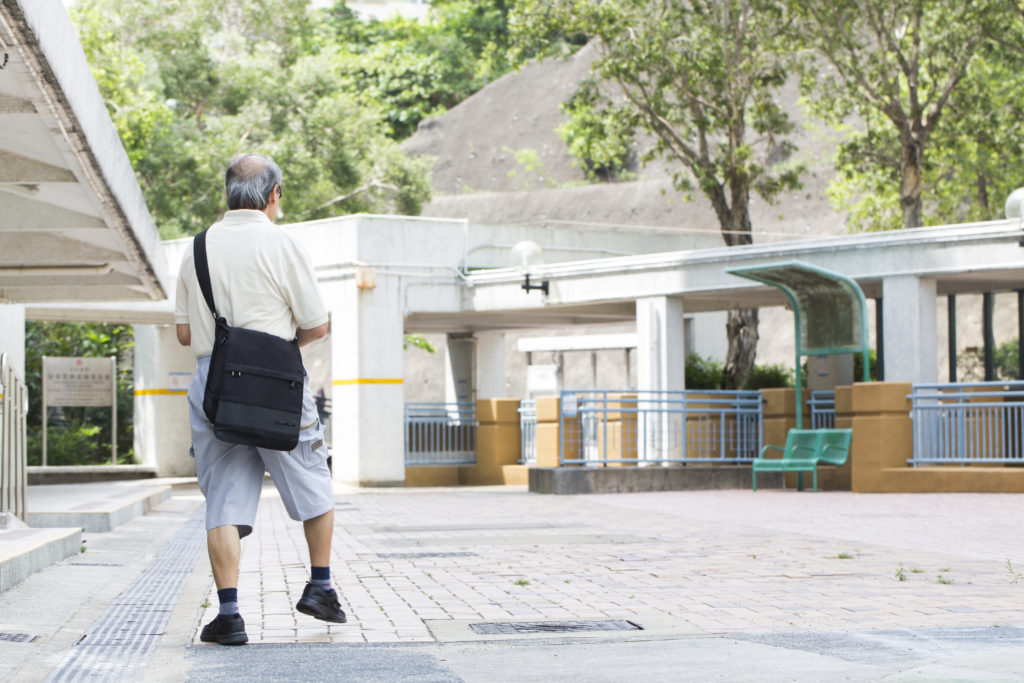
[936,574,954,585]
[563,578,571,584]
[1007,560,1022,584]
[749,554,757,559]
[895,565,907,582]
[80,544,87,553]
[939,566,951,572]
[910,568,925,574]
[200,600,210,608]
[835,552,855,559]
[513,578,530,586]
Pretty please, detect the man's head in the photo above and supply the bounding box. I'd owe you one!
[225,154,282,212]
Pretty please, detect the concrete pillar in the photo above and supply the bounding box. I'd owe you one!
[0,305,25,379]
[882,276,937,383]
[636,296,685,463]
[636,296,685,392]
[326,272,405,487]
[133,324,196,476]
[475,331,506,399]
[444,334,473,403]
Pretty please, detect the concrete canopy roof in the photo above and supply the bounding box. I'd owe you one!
[0,1,168,304]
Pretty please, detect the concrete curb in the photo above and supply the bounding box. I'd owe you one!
[28,486,172,532]
[0,527,81,592]
[528,466,784,494]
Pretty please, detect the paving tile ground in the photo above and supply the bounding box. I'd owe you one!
[191,486,1024,646]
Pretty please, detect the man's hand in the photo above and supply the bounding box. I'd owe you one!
[296,322,328,347]
[176,323,191,346]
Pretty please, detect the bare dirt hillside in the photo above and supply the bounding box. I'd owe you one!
[402,42,848,239]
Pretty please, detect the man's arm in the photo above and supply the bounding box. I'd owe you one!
[176,323,191,346]
[296,322,328,348]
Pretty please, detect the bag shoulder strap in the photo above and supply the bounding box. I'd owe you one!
[193,229,218,319]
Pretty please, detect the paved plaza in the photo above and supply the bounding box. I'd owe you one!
[2,482,1024,680]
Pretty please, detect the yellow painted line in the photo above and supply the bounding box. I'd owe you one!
[134,389,187,396]
[333,378,403,386]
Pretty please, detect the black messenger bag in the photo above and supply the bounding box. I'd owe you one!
[193,229,304,451]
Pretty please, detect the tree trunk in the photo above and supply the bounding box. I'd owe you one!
[723,307,758,389]
[900,139,924,228]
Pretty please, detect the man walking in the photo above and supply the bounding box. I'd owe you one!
[175,153,345,645]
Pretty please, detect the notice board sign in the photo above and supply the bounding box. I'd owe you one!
[41,356,117,466]
[44,357,115,407]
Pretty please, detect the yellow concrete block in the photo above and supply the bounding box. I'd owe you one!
[405,466,461,487]
[502,464,529,485]
[834,385,853,416]
[536,422,573,467]
[535,396,561,423]
[851,382,912,415]
[761,388,795,418]
[476,424,521,465]
[476,398,521,425]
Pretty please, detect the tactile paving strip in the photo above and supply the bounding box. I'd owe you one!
[469,620,643,635]
[46,506,205,683]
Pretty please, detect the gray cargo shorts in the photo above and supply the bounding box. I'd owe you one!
[188,355,334,538]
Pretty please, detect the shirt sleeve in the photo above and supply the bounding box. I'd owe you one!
[280,236,328,330]
[174,247,192,325]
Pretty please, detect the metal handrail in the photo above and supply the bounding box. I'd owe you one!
[519,399,537,464]
[909,381,1024,465]
[1,353,28,521]
[559,389,763,466]
[404,402,477,466]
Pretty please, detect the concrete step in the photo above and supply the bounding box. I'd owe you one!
[28,465,158,485]
[27,482,172,532]
[0,526,81,592]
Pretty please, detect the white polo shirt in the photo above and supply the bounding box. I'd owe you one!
[175,210,328,358]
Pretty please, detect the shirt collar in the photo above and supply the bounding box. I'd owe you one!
[221,209,272,224]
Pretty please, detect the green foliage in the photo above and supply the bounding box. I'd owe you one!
[792,0,1009,230]
[958,339,1020,382]
[853,349,879,382]
[70,0,433,239]
[24,323,136,466]
[685,353,792,390]
[557,80,637,181]
[742,363,794,390]
[403,334,436,353]
[685,353,725,390]
[513,0,804,239]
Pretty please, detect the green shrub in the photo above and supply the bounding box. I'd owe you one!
[685,353,724,390]
[743,363,794,390]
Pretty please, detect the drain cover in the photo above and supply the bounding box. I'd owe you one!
[377,552,477,559]
[0,632,37,643]
[469,620,642,635]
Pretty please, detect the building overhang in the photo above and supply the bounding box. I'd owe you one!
[0,1,168,304]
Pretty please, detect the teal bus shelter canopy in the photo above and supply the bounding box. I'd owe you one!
[727,261,870,428]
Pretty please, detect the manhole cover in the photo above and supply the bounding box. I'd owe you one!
[376,552,477,559]
[0,632,37,643]
[469,620,642,635]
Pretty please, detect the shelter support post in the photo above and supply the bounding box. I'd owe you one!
[983,292,995,381]
[444,334,473,404]
[636,296,684,464]
[881,276,937,384]
[132,324,196,476]
[948,295,957,382]
[326,275,405,487]
[475,331,506,399]
[0,305,25,380]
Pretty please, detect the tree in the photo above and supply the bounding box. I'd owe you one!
[793,0,1002,230]
[512,0,803,387]
[71,0,432,238]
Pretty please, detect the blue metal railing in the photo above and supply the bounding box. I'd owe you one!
[519,399,537,464]
[404,402,477,466]
[809,391,836,429]
[909,382,1024,466]
[558,390,762,466]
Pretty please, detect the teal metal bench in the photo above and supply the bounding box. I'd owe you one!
[752,428,853,491]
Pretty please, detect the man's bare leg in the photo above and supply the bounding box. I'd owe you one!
[207,525,241,590]
[303,508,334,566]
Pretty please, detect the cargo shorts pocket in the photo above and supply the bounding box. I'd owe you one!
[298,437,329,469]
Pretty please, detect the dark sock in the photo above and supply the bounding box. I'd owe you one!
[311,566,331,589]
[217,587,239,616]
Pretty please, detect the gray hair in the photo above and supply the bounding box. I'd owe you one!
[225,154,282,210]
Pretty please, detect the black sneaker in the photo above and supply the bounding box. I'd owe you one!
[200,613,248,645]
[296,582,347,623]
